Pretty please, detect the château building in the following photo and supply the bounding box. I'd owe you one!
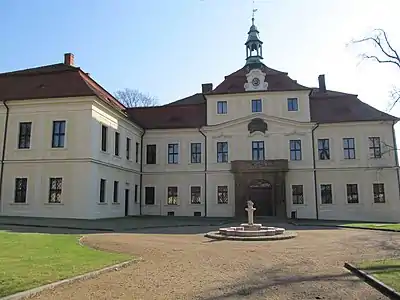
[0,17,399,221]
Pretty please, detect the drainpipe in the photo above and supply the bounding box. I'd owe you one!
[199,128,207,217]
[311,123,319,220]
[391,121,400,198]
[0,100,10,213]
[139,129,146,215]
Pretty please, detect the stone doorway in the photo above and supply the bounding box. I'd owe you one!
[249,179,273,216]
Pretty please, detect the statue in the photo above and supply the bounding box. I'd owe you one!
[245,200,256,225]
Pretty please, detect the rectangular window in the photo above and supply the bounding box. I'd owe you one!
[52,121,66,148]
[289,140,302,161]
[190,186,201,204]
[217,186,228,204]
[146,144,156,164]
[134,184,138,203]
[167,186,178,205]
[369,137,382,158]
[135,142,139,163]
[343,138,356,159]
[101,125,108,152]
[99,179,106,203]
[113,181,119,203]
[18,122,32,149]
[346,184,359,204]
[217,101,227,114]
[252,141,265,161]
[191,143,202,163]
[320,184,332,204]
[14,178,27,203]
[145,186,155,205]
[126,138,131,160]
[251,99,262,112]
[373,183,385,203]
[292,185,304,205]
[318,139,330,160]
[287,98,298,111]
[168,143,179,164]
[48,177,62,203]
[114,132,120,156]
[217,142,228,163]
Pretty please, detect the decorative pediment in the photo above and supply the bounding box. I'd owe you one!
[244,68,268,91]
[248,118,268,134]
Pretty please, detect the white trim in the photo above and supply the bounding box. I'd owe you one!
[215,140,229,163]
[166,186,179,206]
[287,97,299,112]
[112,180,120,204]
[216,100,228,115]
[49,119,68,150]
[319,183,334,205]
[344,183,360,205]
[341,136,357,160]
[316,137,332,161]
[13,176,29,204]
[188,142,202,164]
[189,185,202,205]
[144,185,156,205]
[47,176,64,204]
[145,143,158,165]
[98,178,108,204]
[166,142,180,165]
[216,185,229,204]
[290,184,305,206]
[100,123,110,154]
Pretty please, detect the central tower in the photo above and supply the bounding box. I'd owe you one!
[245,14,263,67]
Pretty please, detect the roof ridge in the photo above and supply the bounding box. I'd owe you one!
[0,63,78,77]
[128,102,205,110]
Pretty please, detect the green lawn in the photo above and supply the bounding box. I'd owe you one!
[0,231,131,297]
[357,259,400,292]
[343,223,400,231]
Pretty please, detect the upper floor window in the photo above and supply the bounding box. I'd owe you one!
[114,132,120,156]
[346,184,359,204]
[52,121,66,148]
[49,177,62,203]
[217,101,227,114]
[126,138,131,160]
[251,99,262,113]
[369,137,381,158]
[318,139,330,160]
[191,143,201,163]
[135,142,140,163]
[14,178,28,203]
[168,143,179,164]
[146,144,156,164]
[217,142,228,163]
[252,141,265,161]
[18,122,32,149]
[320,184,332,204]
[287,98,298,111]
[167,186,178,205]
[373,183,385,203]
[292,185,304,204]
[101,125,108,152]
[145,186,155,205]
[289,140,302,161]
[343,138,356,159]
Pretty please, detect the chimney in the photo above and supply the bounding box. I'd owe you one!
[64,53,74,66]
[202,83,213,94]
[318,74,326,93]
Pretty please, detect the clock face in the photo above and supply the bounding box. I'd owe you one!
[252,77,260,87]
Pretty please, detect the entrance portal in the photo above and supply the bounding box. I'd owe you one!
[249,179,274,216]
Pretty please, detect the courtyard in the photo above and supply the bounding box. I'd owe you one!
[18,223,399,300]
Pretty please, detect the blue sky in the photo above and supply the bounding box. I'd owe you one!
[1,0,400,116]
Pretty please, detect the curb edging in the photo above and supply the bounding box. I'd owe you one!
[0,258,141,300]
[344,262,400,300]
[289,222,400,233]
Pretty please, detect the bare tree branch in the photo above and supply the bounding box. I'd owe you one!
[114,88,158,108]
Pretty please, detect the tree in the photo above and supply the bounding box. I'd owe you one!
[114,88,158,107]
[352,29,400,110]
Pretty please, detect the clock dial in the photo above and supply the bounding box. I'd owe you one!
[252,77,260,86]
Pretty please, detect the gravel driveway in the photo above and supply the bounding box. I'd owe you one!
[32,226,400,300]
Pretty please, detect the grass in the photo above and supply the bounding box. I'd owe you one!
[343,223,400,231]
[0,231,131,297]
[357,259,400,292]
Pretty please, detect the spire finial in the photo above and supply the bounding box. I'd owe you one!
[252,0,257,25]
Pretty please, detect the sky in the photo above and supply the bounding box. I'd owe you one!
[1,0,400,118]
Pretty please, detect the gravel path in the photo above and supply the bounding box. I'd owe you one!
[32,226,400,300]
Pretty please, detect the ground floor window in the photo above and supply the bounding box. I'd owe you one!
[320,184,332,204]
[113,181,119,203]
[167,186,178,205]
[373,183,385,203]
[145,186,155,205]
[99,179,106,203]
[346,184,359,203]
[14,178,27,203]
[291,185,304,204]
[217,186,228,204]
[190,186,201,204]
[49,177,62,203]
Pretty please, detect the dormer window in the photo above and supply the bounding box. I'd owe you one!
[217,101,227,114]
[251,99,262,113]
[287,98,298,111]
